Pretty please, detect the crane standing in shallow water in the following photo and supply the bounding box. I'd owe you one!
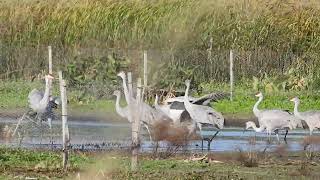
[116,72,173,141]
[13,74,59,137]
[154,92,229,125]
[290,97,320,135]
[246,92,302,143]
[183,79,224,150]
[27,74,61,129]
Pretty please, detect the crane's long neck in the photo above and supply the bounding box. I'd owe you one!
[115,94,123,115]
[251,122,265,133]
[114,93,129,120]
[293,100,303,120]
[253,96,263,117]
[39,78,51,107]
[120,76,130,104]
[184,83,193,112]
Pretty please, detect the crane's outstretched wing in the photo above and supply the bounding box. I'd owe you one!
[192,92,230,106]
[28,89,44,109]
[164,96,197,104]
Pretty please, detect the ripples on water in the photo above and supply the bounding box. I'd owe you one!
[0,119,316,152]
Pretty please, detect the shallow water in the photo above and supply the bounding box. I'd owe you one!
[0,118,316,152]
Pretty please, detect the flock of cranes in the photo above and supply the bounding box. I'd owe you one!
[16,72,320,150]
[113,71,320,149]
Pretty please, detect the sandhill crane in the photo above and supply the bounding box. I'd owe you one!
[245,120,293,142]
[28,74,54,114]
[113,90,129,120]
[112,89,155,140]
[249,92,302,142]
[183,80,224,150]
[117,72,173,141]
[28,74,60,129]
[117,72,172,122]
[13,74,56,137]
[155,93,229,124]
[290,97,320,135]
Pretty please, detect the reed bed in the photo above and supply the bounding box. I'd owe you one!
[1,0,320,86]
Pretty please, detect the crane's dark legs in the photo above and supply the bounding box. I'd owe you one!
[155,141,159,154]
[274,129,280,144]
[284,129,288,144]
[207,131,219,150]
[202,131,220,151]
[201,139,204,151]
[267,131,272,144]
[197,123,205,151]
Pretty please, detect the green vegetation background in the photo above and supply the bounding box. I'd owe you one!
[1,0,320,116]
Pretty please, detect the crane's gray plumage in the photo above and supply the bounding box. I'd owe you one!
[117,72,173,141]
[164,96,197,105]
[154,95,171,117]
[291,97,320,135]
[28,89,45,112]
[183,80,224,135]
[28,74,57,128]
[248,92,301,142]
[113,90,129,120]
[155,92,229,124]
[154,94,183,124]
[245,119,293,142]
[117,71,172,124]
[164,92,229,106]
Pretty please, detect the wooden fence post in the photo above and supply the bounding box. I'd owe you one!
[48,46,53,75]
[143,51,148,98]
[58,71,69,169]
[131,78,142,171]
[229,50,234,101]
[128,72,133,97]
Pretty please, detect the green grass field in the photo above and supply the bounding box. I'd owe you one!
[1,147,320,179]
[0,147,90,179]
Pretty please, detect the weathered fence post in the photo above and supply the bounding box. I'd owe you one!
[58,71,69,169]
[143,51,148,98]
[229,50,234,101]
[48,46,54,144]
[48,46,53,75]
[131,78,142,171]
[128,72,133,97]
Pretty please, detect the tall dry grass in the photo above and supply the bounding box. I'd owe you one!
[1,0,320,85]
